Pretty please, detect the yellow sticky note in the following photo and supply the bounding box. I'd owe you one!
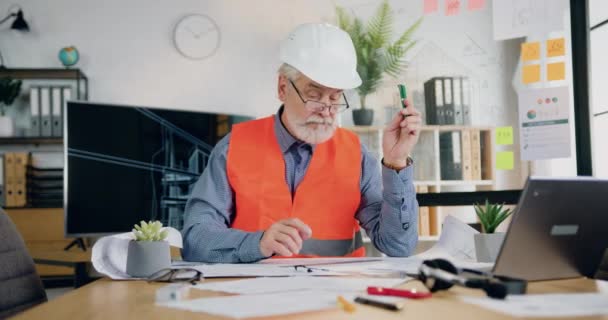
[496,127,513,145]
[521,42,540,61]
[547,38,565,57]
[496,151,514,170]
[522,64,541,84]
[547,62,566,81]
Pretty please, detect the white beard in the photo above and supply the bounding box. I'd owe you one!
[285,111,337,144]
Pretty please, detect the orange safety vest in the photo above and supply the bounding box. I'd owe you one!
[226,116,365,257]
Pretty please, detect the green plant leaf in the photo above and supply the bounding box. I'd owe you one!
[367,0,393,49]
[335,2,422,109]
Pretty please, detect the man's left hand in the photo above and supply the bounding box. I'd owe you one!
[382,100,422,168]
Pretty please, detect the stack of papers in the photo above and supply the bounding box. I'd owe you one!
[462,293,608,317]
[161,291,350,319]
[193,277,407,294]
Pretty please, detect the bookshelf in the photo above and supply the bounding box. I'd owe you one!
[0,69,87,276]
[344,125,495,240]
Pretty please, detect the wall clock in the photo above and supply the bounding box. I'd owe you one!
[173,14,221,60]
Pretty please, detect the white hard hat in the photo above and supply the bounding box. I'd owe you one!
[280,23,362,90]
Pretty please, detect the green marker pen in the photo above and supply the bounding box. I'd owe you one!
[398,84,407,108]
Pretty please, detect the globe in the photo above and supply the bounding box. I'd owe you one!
[58,46,79,67]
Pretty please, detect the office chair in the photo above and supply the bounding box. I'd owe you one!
[0,209,47,318]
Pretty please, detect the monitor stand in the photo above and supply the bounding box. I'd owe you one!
[64,238,87,251]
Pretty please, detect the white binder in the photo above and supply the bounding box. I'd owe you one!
[40,87,52,137]
[28,87,41,137]
[51,87,63,137]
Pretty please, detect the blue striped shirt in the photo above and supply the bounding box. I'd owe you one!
[182,110,418,262]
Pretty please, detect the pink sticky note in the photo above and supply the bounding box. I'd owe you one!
[424,0,438,14]
[446,0,461,16]
[468,0,485,11]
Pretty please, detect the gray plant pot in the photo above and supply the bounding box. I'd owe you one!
[126,240,171,278]
[352,109,374,126]
[474,232,505,263]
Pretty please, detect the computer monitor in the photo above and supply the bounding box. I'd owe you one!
[493,177,608,281]
[65,101,252,236]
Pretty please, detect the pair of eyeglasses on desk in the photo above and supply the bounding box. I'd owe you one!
[291,265,331,273]
[146,267,203,285]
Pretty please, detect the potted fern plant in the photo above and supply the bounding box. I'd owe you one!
[474,201,513,262]
[0,77,22,137]
[336,0,421,126]
[126,220,171,277]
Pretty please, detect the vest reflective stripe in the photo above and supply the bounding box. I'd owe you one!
[300,230,364,256]
[227,116,365,257]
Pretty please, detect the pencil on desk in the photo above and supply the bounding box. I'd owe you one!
[337,295,356,313]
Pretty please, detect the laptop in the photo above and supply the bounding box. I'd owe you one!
[492,177,608,281]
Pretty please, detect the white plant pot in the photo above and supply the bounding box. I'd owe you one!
[0,116,14,137]
[474,232,506,263]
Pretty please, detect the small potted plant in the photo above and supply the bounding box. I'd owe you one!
[336,0,421,126]
[474,200,513,262]
[126,220,171,278]
[0,77,22,137]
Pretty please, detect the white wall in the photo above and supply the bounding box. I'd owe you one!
[0,0,340,118]
[590,0,608,178]
[1,0,566,189]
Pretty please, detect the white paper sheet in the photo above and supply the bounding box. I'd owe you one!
[462,293,608,317]
[258,257,383,266]
[418,215,479,261]
[193,277,406,295]
[91,227,182,280]
[492,0,568,40]
[178,263,348,278]
[161,290,350,318]
[316,216,492,276]
[518,87,572,161]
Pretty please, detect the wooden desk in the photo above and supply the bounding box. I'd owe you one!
[12,277,607,320]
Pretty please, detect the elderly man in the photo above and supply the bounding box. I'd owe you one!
[182,23,421,262]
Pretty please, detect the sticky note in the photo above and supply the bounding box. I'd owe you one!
[468,0,485,11]
[496,151,514,170]
[521,42,540,61]
[522,64,541,84]
[446,0,460,16]
[496,126,514,145]
[547,62,566,81]
[424,0,438,14]
[547,38,565,57]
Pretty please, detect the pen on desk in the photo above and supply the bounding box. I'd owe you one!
[354,296,404,311]
[367,286,432,299]
[337,295,356,313]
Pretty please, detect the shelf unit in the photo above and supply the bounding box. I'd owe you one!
[0,137,63,145]
[344,124,495,239]
[1,68,88,276]
[0,67,88,100]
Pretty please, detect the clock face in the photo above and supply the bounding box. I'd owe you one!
[173,14,221,60]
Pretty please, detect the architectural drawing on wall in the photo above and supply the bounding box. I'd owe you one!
[493,0,568,40]
[462,34,487,57]
[68,107,213,230]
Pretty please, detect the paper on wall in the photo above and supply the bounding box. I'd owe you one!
[518,86,571,160]
[492,0,568,41]
[91,227,182,280]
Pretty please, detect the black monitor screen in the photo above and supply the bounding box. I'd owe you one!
[66,101,252,236]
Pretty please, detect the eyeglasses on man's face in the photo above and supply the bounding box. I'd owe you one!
[289,80,350,114]
[146,267,203,285]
